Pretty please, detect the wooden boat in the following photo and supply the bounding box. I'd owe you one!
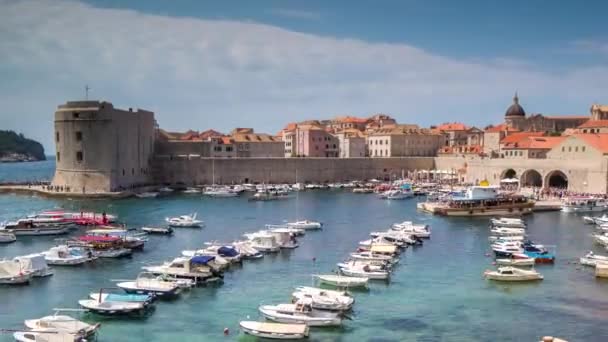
[239,321,309,340]
[484,266,543,282]
[315,274,368,288]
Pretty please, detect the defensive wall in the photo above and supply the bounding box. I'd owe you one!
[151,156,435,185]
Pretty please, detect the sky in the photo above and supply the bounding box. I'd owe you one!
[1,0,608,152]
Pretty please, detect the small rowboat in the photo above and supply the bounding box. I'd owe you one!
[141,227,173,235]
[314,274,368,288]
[240,321,309,340]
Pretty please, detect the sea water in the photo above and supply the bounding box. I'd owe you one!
[0,161,606,341]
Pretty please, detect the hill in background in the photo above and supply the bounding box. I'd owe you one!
[0,130,46,162]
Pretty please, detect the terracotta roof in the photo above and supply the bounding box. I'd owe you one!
[437,122,468,131]
[500,132,544,144]
[438,145,483,154]
[199,129,224,140]
[502,136,565,150]
[578,120,608,129]
[572,134,608,153]
[370,127,440,136]
[484,124,519,133]
[232,133,280,143]
[335,116,368,124]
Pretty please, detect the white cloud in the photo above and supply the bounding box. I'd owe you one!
[0,0,607,152]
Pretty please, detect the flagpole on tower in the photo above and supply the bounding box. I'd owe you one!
[85,85,91,100]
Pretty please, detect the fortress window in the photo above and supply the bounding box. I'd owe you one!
[582,146,586,152]
[55,132,59,142]
[132,168,135,175]
[73,112,80,118]
[56,152,60,162]
[76,151,83,162]
[76,131,82,141]
[122,169,125,176]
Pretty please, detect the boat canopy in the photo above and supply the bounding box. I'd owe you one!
[0,260,23,277]
[218,246,239,257]
[370,244,398,254]
[104,293,150,302]
[191,255,215,265]
[15,254,47,272]
[78,235,120,242]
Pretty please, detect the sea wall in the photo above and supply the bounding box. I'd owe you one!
[151,156,435,185]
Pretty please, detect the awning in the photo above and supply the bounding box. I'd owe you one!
[191,255,215,265]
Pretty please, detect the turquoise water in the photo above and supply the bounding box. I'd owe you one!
[1,163,607,341]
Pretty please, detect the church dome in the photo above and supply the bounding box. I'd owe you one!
[505,93,525,117]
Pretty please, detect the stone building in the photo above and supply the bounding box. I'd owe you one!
[504,93,588,132]
[367,126,443,157]
[334,129,366,158]
[52,101,156,192]
[230,128,284,158]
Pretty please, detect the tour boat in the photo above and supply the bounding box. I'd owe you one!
[315,274,369,288]
[484,266,543,282]
[286,220,322,230]
[135,191,159,198]
[432,186,534,217]
[239,321,309,340]
[1,220,71,236]
[561,196,608,213]
[73,235,132,258]
[142,256,218,283]
[23,310,100,339]
[259,299,343,327]
[141,226,173,235]
[0,260,33,285]
[117,272,181,297]
[86,228,147,250]
[339,264,390,280]
[292,286,354,311]
[203,186,239,197]
[0,230,16,243]
[42,246,93,266]
[490,227,526,236]
[579,251,608,267]
[14,254,53,277]
[165,213,203,228]
[490,217,526,228]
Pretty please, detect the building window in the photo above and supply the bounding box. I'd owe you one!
[568,146,571,152]
[582,146,586,152]
[55,132,59,143]
[73,112,79,118]
[562,147,565,152]
[76,151,83,162]
[385,139,388,144]
[226,146,233,152]
[379,140,383,145]
[132,168,135,175]
[56,152,60,162]
[380,150,383,156]
[75,131,82,141]
[122,169,125,176]
[575,146,578,152]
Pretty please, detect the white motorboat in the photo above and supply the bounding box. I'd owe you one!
[165,213,204,228]
[159,186,174,193]
[180,250,230,271]
[88,292,153,304]
[371,230,423,245]
[135,191,159,198]
[78,298,147,315]
[315,274,368,288]
[267,229,299,249]
[266,225,305,236]
[339,264,390,280]
[0,230,16,243]
[490,227,526,236]
[23,310,100,338]
[562,197,608,213]
[292,287,354,311]
[239,321,309,340]
[489,217,526,228]
[231,240,264,259]
[93,248,132,258]
[203,186,239,197]
[117,272,181,297]
[593,214,608,225]
[391,221,431,238]
[484,266,543,282]
[583,216,597,224]
[141,226,173,235]
[488,235,525,242]
[42,246,92,266]
[259,299,343,327]
[580,251,608,266]
[495,254,536,267]
[0,260,33,285]
[183,187,202,194]
[350,251,398,264]
[247,233,281,253]
[359,237,404,248]
[593,234,608,247]
[142,256,216,283]
[14,254,53,277]
[286,220,322,230]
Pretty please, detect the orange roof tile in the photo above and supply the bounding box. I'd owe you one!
[485,124,519,133]
[503,136,565,150]
[500,132,544,144]
[572,134,608,153]
[542,115,588,120]
[335,116,368,124]
[578,120,608,129]
[220,137,233,144]
[437,122,468,131]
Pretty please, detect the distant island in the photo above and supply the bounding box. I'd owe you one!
[0,130,46,162]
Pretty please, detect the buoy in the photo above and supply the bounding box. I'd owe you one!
[223,328,229,335]
[312,257,316,262]
[484,253,490,257]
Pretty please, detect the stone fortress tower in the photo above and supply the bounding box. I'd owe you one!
[51,101,156,193]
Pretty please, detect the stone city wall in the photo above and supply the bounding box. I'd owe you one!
[151,156,435,185]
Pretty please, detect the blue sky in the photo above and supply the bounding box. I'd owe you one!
[1,0,607,151]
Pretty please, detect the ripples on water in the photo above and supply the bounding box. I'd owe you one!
[0,162,607,341]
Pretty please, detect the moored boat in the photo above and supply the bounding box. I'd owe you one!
[116,272,181,297]
[431,186,534,217]
[484,266,543,282]
[141,226,173,235]
[286,220,322,230]
[23,310,100,339]
[315,274,368,288]
[165,213,203,228]
[259,298,343,326]
[292,286,354,311]
[239,321,309,340]
[0,230,16,243]
[0,259,33,285]
[14,254,53,277]
[42,246,93,266]
[561,196,608,213]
